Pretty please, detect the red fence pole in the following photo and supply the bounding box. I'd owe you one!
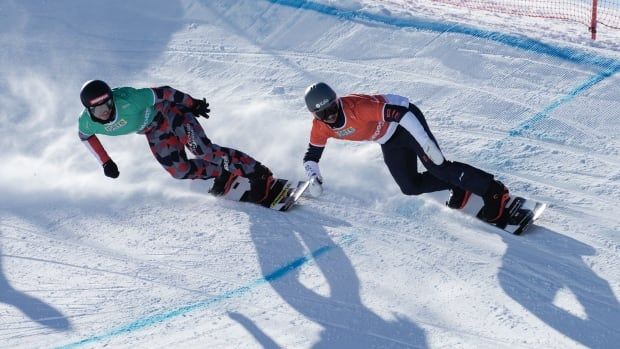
[590,0,598,40]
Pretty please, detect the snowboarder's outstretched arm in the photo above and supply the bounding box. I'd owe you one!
[303,144,324,196]
[79,131,118,178]
[151,86,210,118]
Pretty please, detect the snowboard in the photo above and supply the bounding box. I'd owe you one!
[454,193,546,235]
[219,176,311,211]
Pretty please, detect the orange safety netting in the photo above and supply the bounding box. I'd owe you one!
[431,0,620,31]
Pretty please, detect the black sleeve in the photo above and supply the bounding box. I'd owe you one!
[383,104,411,123]
[303,143,324,163]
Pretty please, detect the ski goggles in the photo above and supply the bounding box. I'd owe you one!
[88,98,115,119]
[313,100,339,123]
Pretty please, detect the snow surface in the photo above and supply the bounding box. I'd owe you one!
[1,0,619,348]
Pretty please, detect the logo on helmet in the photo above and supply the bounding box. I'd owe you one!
[315,98,330,110]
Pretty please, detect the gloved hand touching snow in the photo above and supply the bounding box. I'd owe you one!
[304,161,323,197]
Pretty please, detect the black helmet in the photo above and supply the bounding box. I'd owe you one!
[304,82,339,123]
[80,80,115,122]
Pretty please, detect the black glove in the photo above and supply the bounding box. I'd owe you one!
[191,97,210,119]
[103,159,119,178]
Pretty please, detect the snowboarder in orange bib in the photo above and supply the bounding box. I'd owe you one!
[302,82,509,222]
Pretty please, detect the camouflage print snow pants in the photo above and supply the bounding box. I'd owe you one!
[144,107,261,180]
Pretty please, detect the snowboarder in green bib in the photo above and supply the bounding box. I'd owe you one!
[77,80,273,203]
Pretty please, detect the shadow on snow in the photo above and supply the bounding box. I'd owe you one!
[230,205,428,348]
[499,225,620,349]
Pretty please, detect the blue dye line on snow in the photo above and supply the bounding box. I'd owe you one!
[267,0,620,136]
[267,0,620,70]
[58,245,333,349]
[509,65,619,136]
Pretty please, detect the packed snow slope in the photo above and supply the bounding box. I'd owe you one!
[0,0,619,348]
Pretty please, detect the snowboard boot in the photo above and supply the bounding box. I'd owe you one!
[446,187,471,209]
[246,164,274,203]
[208,171,237,196]
[481,180,509,222]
